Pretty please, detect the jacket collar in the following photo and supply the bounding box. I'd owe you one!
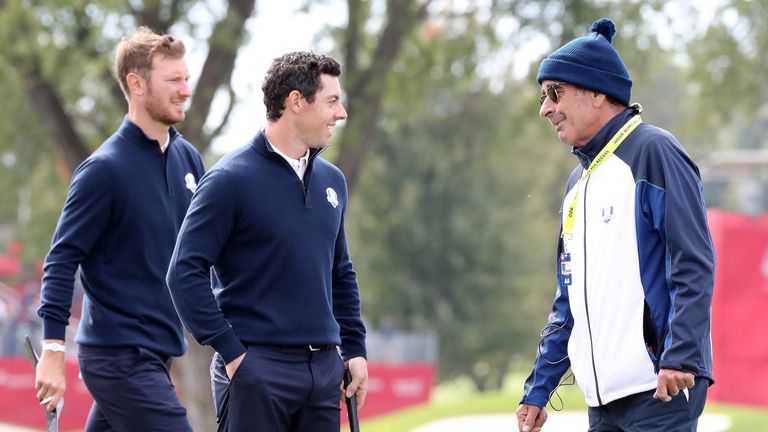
[117,116,179,150]
[572,108,637,169]
[250,129,324,161]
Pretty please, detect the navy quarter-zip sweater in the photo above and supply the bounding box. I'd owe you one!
[167,130,366,364]
[38,117,205,357]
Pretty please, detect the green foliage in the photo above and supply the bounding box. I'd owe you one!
[687,0,768,130]
[346,12,572,390]
[0,1,117,273]
[0,0,126,142]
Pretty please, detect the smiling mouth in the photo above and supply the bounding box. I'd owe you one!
[549,114,565,130]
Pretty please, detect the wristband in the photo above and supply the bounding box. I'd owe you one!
[42,342,66,353]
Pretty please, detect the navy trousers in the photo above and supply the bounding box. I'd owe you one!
[211,345,345,432]
[78,345,192,432]
[587,378,709,432]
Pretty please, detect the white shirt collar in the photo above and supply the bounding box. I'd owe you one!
[160,131,170,153]
[267,139,310,179]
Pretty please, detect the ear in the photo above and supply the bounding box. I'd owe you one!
[126,72,146,97]
[287,90,303,113]
[591,91,608,108]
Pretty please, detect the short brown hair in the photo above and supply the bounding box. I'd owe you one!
[115,26,186,100]
[262,51,342,121]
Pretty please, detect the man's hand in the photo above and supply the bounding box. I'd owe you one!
[653,368,695,402]
[341,356,368,409]
[225,353,246,380]
[34,340,66,413]
[516,403,547,432]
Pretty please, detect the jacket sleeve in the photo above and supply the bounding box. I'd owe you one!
[520,236,574,409]
[646,135,715,375]
[166,168,246,363]
[331,178,366,361]
[37,158,113,340]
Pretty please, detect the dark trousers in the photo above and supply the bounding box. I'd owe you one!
[211,345,344,432]
[78,345,192,432]
[587,378,709,432]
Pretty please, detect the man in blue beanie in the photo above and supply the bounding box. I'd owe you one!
[516,18,715,432]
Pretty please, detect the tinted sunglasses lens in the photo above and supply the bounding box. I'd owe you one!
[539,84,560,105]
[548,85,559,103]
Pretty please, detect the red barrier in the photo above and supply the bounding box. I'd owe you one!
[342,362,435,421]
[708,210,768,407]
[0,358,433,429]
[0,358,91,431]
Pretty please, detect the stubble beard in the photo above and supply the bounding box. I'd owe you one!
[145,84,184,126]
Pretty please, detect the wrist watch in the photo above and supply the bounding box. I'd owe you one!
[42,342,66,353]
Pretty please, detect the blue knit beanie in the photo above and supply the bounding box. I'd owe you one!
[537,18,632,106]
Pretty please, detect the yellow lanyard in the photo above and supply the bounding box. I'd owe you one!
[562,115,643,240]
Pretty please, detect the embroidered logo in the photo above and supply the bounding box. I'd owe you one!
[326,187,339,208]
[184,173,198,193]
[601,206,614,223]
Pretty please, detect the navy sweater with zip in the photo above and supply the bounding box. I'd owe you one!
[166,130,366,364]
[38,117,205,357]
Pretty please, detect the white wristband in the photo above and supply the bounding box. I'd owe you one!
[42,342,66,353]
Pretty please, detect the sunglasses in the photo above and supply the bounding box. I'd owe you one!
[539,82,566,105]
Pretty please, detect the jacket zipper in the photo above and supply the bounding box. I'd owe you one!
[271,146,325,201]
[582,176,603,406]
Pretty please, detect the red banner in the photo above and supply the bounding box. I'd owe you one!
[708,210,768,407]
[0,359,433,429]
[341,362,435,422]
[0,358,92,431]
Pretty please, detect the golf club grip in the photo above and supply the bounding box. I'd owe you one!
[343,369,361,432]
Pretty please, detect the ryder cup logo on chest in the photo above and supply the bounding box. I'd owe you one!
[601,206,614,223]
[184,173,198,193]
[326,187,339,208]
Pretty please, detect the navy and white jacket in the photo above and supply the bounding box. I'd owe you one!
[38,117,205,357]
[166,130,366,364]
[521,109,715,408]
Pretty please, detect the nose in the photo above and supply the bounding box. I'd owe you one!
[337,103,348,121]
[179,81,192,98]
[539,97,554,118]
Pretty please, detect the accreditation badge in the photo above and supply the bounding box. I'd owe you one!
[560,252,572,287]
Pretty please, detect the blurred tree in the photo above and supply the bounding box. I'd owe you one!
[340,2,574,389]
[348,79,570,390]
[686,0,768,151]
[323,0,432,192]
[0,1,255,429]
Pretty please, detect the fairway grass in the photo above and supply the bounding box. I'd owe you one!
[357,375,768,432]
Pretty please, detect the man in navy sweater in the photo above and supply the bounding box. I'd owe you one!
[35,27,204,431]
[167,51,368,431]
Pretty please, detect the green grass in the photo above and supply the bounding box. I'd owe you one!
[356,375,768,432]
[706,403,768,432]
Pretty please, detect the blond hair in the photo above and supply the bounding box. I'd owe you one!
[115,26,186,100]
